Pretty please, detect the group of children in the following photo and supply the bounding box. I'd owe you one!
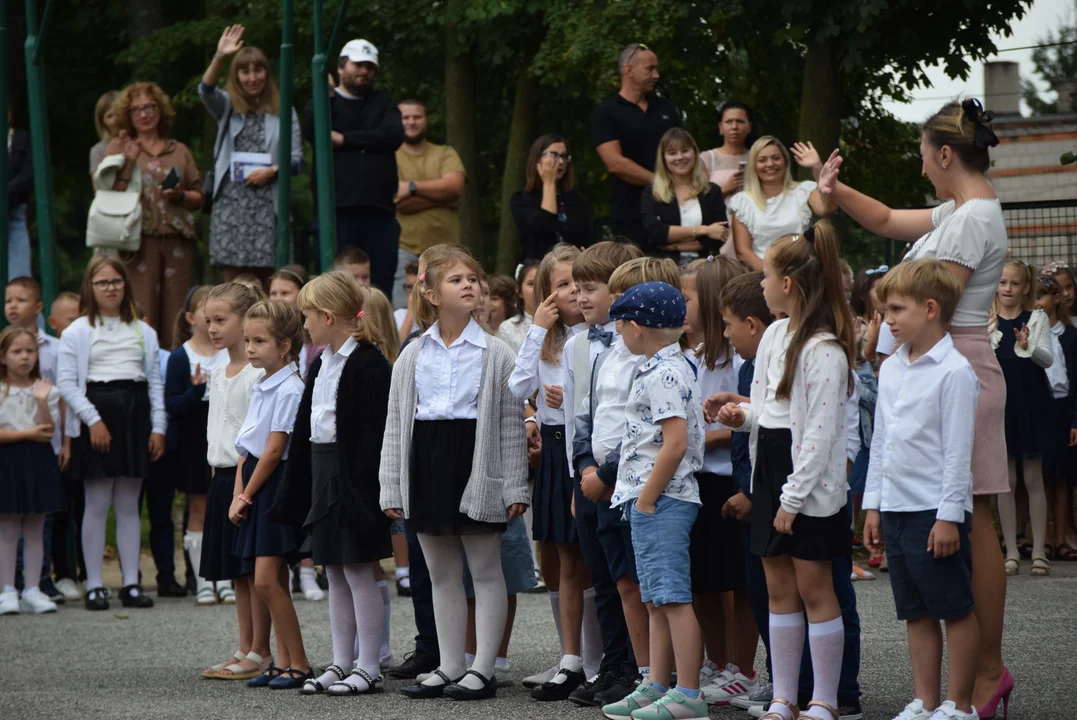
[1,228,1074,720]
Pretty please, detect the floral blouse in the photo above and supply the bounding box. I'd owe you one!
[106,138,201,239]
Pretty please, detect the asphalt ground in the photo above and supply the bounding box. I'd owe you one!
[2,559,1075,719]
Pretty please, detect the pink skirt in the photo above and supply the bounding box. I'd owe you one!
[951,326,1009,495]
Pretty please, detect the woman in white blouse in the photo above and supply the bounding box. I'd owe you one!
[727,136,835,269]
[816,98,1010,718]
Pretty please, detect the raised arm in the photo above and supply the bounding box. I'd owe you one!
[200,25,245,119]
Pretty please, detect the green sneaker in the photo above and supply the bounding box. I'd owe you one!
[630,689,708,720]
[602,680,664,720]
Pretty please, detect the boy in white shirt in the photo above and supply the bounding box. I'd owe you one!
[608,281,707,720]
[863,259,981,720]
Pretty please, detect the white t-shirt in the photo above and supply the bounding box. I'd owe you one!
[727,181,816,260]
[679,197,703,228]
[87,317,146,383]
[759,321,792,429]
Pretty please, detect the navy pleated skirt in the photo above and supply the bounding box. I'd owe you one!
[532,424,576,545]
[233,455,307,575]
[0,441,64,515]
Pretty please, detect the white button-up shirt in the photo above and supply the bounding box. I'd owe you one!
[235,363,304,460]
[690,347,741,477]
[415,318,486,421]
[591,340,645,467]
[509,322,585,426]
[613,344,705,508]
[863,334,979,522]
[561,322,616,477]
[310,337,357,443]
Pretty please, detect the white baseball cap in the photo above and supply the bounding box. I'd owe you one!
[340,39,379,67]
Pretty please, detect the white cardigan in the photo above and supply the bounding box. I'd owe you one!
[736,318,850,517]
[56,316,167,438]
[989,307,1053,369]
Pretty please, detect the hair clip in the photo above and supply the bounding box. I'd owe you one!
[356,310,365,319]
[865,265,889,276]
[791,234,800,242]
[706,255,715,262]
[418,273,426,283]
[1042,261,1070,276]
[1039,275,1062,295]
[803,226,816,244]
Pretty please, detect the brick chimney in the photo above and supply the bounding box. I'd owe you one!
[984,61,1021,116]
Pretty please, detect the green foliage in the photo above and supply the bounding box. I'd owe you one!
[1021,25,1077,116]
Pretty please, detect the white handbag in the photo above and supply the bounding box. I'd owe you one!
[87,154,143,252]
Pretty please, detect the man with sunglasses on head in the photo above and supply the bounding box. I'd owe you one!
[592,43,681,254]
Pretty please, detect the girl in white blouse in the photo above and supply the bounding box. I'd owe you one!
[509,243,598,697]
[229,300,309,689]
[57,256,165,613]
[0,327,64,615]
[727,137,835,270]
[717,220,856,720]
[199,282,269,681]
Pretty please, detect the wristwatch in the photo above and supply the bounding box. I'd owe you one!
[408,181,418,197]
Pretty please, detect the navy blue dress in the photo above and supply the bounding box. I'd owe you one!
[996,311,1052,456]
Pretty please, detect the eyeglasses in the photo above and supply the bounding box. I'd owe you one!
[92,279,125,290]
[130,104,158,117]
[623,42,650,66]
[542,151,572,164]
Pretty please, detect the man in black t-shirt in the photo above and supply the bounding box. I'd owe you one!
[592,43,681,253]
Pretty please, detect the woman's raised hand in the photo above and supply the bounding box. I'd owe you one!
[216,25,245,58]
[791,141,822,170]
[816,149,843,195]
[537,154,559,185]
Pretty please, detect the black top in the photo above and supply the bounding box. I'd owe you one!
[163,346,208,457]
[640,182,727,259]
[271,342,393,535]
[510,188,593,261]
[591,92,681,244]
[302,90,404,214]
[7,129,32,208]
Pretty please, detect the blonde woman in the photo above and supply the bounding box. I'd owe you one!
[727,136,834,269]
[200,24,302,281]
[89,90,120,179]
[641,128,729,261]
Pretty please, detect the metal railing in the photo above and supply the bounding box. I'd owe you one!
[1000,199,1077,268]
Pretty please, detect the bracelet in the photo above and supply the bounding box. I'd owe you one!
[238,494,253,506]
[691,226,698,239]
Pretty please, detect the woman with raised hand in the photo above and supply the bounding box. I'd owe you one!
[200,25,302,283]
[816,99,1012,720]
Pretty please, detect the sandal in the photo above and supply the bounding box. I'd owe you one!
[195,586,217,606]
[1054,544,1077,561]
[201,651,245,679]
[218,651,273,681]
[216,582,236,604]
[1031,556,1051,576]
[328,667,385,695]
[269,666,315,690]
[759,697,800,720]
[247,665,284,688]
[807,700,840,720]
[1017,538,1032,559]
[300,664,346,695]
[1004,558,1019,576]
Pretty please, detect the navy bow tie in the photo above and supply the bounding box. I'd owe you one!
[588,325,614,347]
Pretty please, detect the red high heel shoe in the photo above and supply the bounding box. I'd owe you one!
[977,667,1014,720]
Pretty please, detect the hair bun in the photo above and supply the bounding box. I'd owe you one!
[961,98,999,149]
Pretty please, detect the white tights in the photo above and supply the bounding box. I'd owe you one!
[0,514,45,590]
[999,456,1048,561]
[419,533,506,691]
[320,563,383,689]
[83,477,143,590]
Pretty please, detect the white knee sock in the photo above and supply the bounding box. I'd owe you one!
[549,590,564,655]
[803,617,844,719]
[82,478,114,590]
[344,563,385,689]
[418,534,468,685]
[0,515,21,589]
[323,565,357,685]
[378,579,391,660]
[459,534,507,690]
[767,612,806,720]
[582,586,602,678]
[20,515,45,589]
[112,478,143,587]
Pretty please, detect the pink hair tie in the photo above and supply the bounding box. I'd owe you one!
[357,310,365,319]
[418,273,426,283]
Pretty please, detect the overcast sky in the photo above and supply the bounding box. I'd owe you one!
[882,0,1073,122]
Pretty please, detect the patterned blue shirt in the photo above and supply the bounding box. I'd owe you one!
[612,343,705,507]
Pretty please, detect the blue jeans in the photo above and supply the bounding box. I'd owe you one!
[8,204,32,280]
[404,520,439,660]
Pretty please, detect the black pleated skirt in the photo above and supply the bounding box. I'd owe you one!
[0,441,64,515]
[74,381,151,480]
[408,419,503,536]
[532,424,576,545]
[690,472,746,593]
[750,427,851,561]
[201,467,242,581]
[304,442,392,565]
[233,455,307,574]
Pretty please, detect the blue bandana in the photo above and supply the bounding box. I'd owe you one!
[609,281,686,329]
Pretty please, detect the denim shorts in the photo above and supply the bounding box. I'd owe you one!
[629,495,698,606]
[883,510,974,621]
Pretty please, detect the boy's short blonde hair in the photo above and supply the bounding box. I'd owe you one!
[874,259,962,326]
[635,325,685,345]
[572,241,644,286]
[608,257,681,295]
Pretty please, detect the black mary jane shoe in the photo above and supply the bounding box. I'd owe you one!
[156,579,188,598]
[120,584,155,609]
[84,587,109,611]
[444,669,497,701]
[400,670,461,699]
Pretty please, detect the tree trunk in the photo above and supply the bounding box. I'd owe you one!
[127,0,164,42]
[495,30,543,275]
[796,39,842,181]
[445,23,484,258]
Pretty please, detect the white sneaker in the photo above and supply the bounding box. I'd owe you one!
[0,589,19,615]
[522,664,560,689]
[702,664,758,706]
[732,681,772,709]
[748,705,766,719]
[929,701,979,720]
[55,578,83,601]
[894,700,934,720]
[19,587,58,614]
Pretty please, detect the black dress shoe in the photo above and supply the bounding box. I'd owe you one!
[396,576,412,597]
[85,587,109,611]
[531,668,586,701]
[569,670,621,707]
[388,651,439,679]
[445,669,497,701]
[400,670,459,699]
[593,673,638,706]
[156,579,188,598]
[120,584,155,608]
